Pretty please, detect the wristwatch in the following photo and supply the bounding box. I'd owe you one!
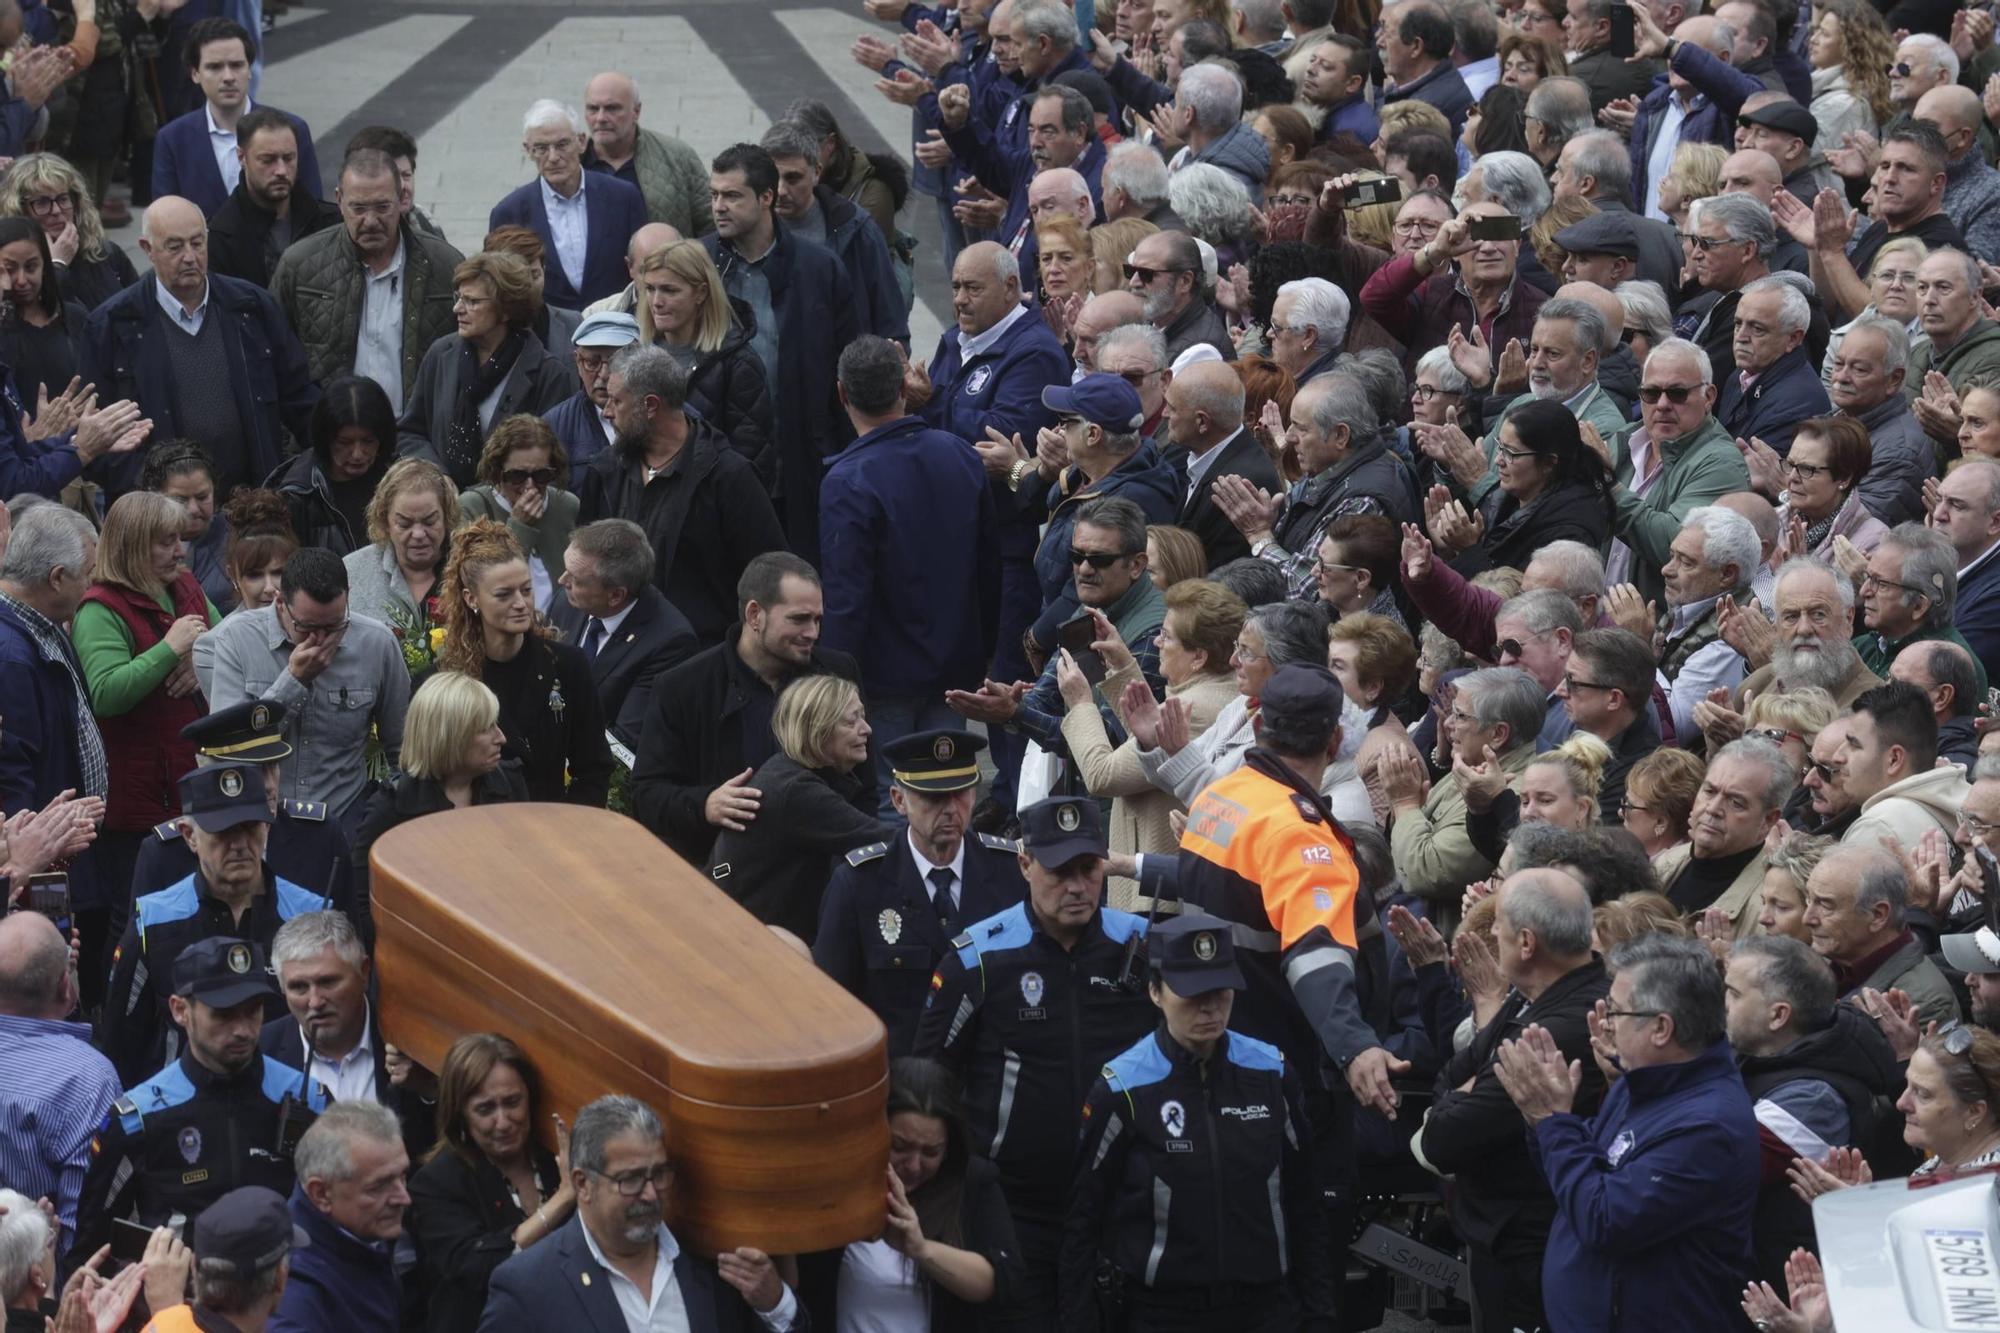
[1008,458,1034,490]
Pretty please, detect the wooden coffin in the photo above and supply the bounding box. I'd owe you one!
[369,804,889,1255]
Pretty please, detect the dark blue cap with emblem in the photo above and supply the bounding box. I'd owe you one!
[192,1186,309,1279]
[173,936,277,1008]
[181,699,292,764]
[1258,663,1345,736]
[1019,795,1106,867]
[1150,911,1247,996]
[1041,373,1145,430]
[178,763,273,834]
[883,729,987,793]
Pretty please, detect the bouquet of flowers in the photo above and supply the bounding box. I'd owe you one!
[382,595,444,678]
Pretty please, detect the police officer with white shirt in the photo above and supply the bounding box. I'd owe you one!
[814,729,1028,1055]
[914,795,1155,1329]
[1061,913,1337,1332]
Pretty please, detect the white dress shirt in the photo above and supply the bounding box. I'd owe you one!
[957,300,1031,360]
[1181,426,1242,504]
[1643,93,1691,222]
[577,1220,800,1333]
[354,238,408,405]
[155,277,210,335]
[908,831,968,914]
[1458,54,1500,101]
[541,174,590,296]
[208,101,250,196]
[303,1002,378,1104]
[1657,594,1748,744]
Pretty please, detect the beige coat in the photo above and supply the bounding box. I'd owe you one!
[1063,664,1239,911]
[1654,844,1770,938]
[1389,740,1537,922]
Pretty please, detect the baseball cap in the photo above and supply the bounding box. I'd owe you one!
[192,1187,308,1280]
[178,764,272,834]
[1943,926,2000,977]
[1019,796,1107,868]
[1738,101,1817,144]
[174,937,278,1010]
[573,311,641,348]
[1042,373,1145,430]
[1150,911,1247,996]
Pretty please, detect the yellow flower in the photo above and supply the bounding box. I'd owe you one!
[429,627,447,653]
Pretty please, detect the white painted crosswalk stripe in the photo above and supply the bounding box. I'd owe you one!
[260,14,471,156]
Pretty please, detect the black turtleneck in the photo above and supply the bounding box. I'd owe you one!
[1668,841,1762,915]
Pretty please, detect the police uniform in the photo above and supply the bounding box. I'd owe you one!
[104,765,332,1085]
[1061,914,1337,1333]
[128,701,353,911]
[73,939,327,1268]
[813,730,1029,1055]
[914,796,1155,1326]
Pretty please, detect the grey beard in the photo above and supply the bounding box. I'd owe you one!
[1141,288,1175,323]
[1773,633,1859,692]
[1529,376,1561,400]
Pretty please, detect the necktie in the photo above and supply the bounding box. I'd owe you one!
[582,617,605,658]
[928,868,955,934]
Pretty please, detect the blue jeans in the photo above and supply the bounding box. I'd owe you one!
[868,694,966,816]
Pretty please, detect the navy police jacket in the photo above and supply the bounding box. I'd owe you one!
[70,1052,327,1269]
[130,801,352,908]
[914,901,1155,1221]
[814,828,1029,1056]
[1059,1026,1337,1328]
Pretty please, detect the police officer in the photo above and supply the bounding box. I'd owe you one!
[103,765,333,1084]
[1061,913,1336,1332]
[73,938,327,1267]
[914,795,1155,1328]
[128,701,353,908]
[814,729,1029,1054]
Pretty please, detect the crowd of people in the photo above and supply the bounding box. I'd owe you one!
[7,0,2000,1328]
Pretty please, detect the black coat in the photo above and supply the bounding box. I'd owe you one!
[1454,477,1615,580]
[1168,428,1282,568]
[479,636,612,807]
[269,444,387,558]
[629,634,870,867]
[352,762,530,947]
[207,182,342,289]
[257,1004,438,1162]
[683,295,777,489]
[547,583,701,748]
[574,413,786,640]
[705,752,894,943]
[797,1155,1021,1332]
[409,1143,562,1333]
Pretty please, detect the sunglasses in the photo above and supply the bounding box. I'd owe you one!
[500,467,558,487]
[1496,637,1528,659]
[1639,383,1699,403]
[1805,757,1841,784]
[1887,61,1913,77]
[1561,672,1614,692]
[1750,726,1803,748]
[1123,263,1190,283]
[1069,548,1132,568]
[1942,1022,1977,1057]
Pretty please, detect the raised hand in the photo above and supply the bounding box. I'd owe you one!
[1828,129,1880,181]
[1446,321,1494,388]
[1432,496,1486,553]
[878,69,935,106]
[1122,677,1164,749]
[1376,742,1431,811]
[1385,904,1448,967]
[851,32,897,71]
[1400,521,1434,584]
[1055,649,1093,709]
[1597,96,1637,133]
[1856,984,1929,1061]
[1494,1023,1582,1124]
[1736,433,1784,499]
[1717,594,1776,669]
[901,19,959,74]
[1158,696,1192,754]
[1693,685,1747,750]
[1586,999,1623,1084]
[1213,471,1282,541]
[1769,188,1816,248]
[1603,583,1658,641]
[1693,907,1733,963]
[1629,0,1670,59]
[1494,337,1529,394]
[935,83,972,130]
[1810,187,1855,254]
[1452,742,1508,814]
[1577,419,1611,468]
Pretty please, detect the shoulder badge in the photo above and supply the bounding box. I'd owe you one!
[950,931,976,950]
[976,832,1022,853]
[1291,794,1324,824]
[112,1096,137,1117]
[153,820,179,842]
[845,841,890,867]
[283,799,327,822]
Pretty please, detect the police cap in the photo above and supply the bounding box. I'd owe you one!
[181,700,292,764]
[1019,796,1106,867]
[191,1186,308,1280]
[178,764,273,834]
[884,729,987,793]
[1149,911,1247,996]
[173,937,277,1009]
[1259,663,1345,734]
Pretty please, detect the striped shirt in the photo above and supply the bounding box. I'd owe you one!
[0,1013,121,1253]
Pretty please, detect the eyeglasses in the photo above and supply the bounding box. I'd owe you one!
[1602,1008,1664,1025]
[1618,799,1651,818]
[588,1163,674,1197]
[1270,192,1316,208]
[1412,383,1453,401]
[1114,368,1159,386]
[1069,548,1132,568]
[1232,639,1266,662]
[500,467,558,487]
[1959,809,2000,839]
[24,192,73,216]
[1495,635,1541,659]
[1861,571,1932,599]
[524,138,578,158]
[1561,672,1614,693]
[1750,726,1804,748]
[1393,217,1444,237]
[283,605,349,636]
[1686,234,1735,252]
[452,294,492,310]
[1123,263,1190,283]
[1314,556,1363,575]
[1639,383,1699,404]
[1496,445,1542,461]
[1781,459,1827,481]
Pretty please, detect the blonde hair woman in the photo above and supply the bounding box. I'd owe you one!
[1659,142,1726,236]
[345,457,463,671]
[1621,747,1704,860]
[74,491,220,879]
[1055,580,1247,908]
[704,673,894,941]
[437,519,610,807]
[1090,217,1159,293]
[352,672,527,946]
[0,152,138,310]
[1518,731,1611,832]
[1144,524,1207,589]
[633,238,774,482]
[1758,829,1832,942]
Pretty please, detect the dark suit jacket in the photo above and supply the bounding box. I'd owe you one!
[409,1143,561,1333]
[152,104,324,218]
[477,1213,806,1332]
[547,583,701,747]
[488,174,649,309]
[258,1002,438,1161]
[1962,541,2000,666]
[1170,427,1282,568]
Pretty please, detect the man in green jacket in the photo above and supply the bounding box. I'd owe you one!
[1607,337,1752,609]
[1855,522,1989,697]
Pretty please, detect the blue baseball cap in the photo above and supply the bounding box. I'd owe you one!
[1042,373,1145,431]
